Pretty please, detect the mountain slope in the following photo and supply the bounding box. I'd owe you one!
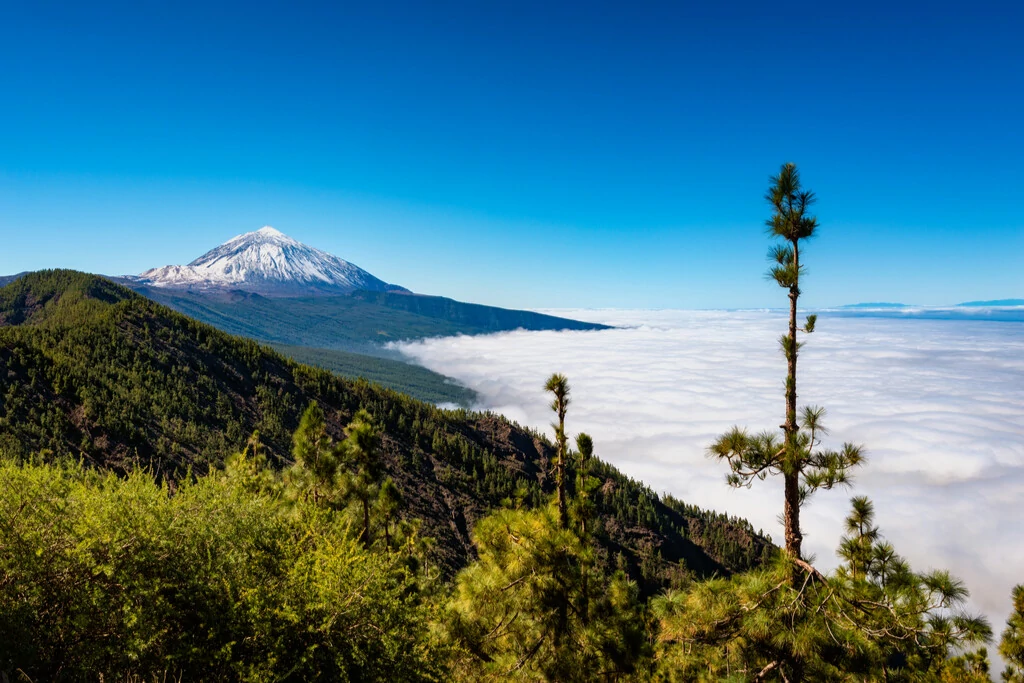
[0,273,27,289]
[131,226,406,296]
[0,270,476,405]
[269,343,475,406]
[0,270,772,585]
[134,285,610,353]
[121,226,608,390]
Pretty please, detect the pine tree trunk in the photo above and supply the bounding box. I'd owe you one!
[557,455,567,528]
[783,472,801,557]
[556,408,568,529]
[784,242,802,559]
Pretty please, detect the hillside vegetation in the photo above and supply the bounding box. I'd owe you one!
[0,270,769,581]
[122,281,608,404]
[2,174,1009,683]
[132,283,608,352]
[269,343,477,406]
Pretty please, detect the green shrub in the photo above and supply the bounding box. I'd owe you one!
[0,459,443,681]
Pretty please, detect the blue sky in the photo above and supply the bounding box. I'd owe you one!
[1,0,1021,308]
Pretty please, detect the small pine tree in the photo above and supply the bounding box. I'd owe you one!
[544,373,571,529]
[377,477,403,550]
[653,497,991,681]
[572,432,598,538]
[445,506,649,681]
[222,430,278,494]
[341,409,383,548]
[836,495,879,581]
[289,401,343,505]
[1001,585,1024,682]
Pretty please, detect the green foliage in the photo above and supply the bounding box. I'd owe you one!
[654,555,861,681]
[545,372,571,528]
[0,270,313,470]
[832,497,992,679]
[287,400,343,505]
[711,165,861,560]
[442,385,651,679]
[378,476,404,548]
[764,162,818,247]
[1002,585,1024,681]
[0,269,135,326]
[0,271,1011,682]
[938,648,992,682]
[0,458,443,681]
[271,343,476,406]
[709,410,865,515]
[0,270,772,586]
[572,432,599,537]
[652,498,991,682]
[139,283,607,355]
[339,408,384,546]
[444,505,650,681]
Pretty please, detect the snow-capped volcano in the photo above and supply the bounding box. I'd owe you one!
[131,227,407,296]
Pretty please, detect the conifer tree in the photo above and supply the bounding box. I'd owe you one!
[341,408,383,548]
[445,380,649,680]
[653,497,990,681]
[223,430,278,494]
[289,401,343,505]
[445,506,649,681]
[836,495,879,581]
[378,476,403,550]
[573,432,598,538]
[545,373,571,529]
[938,648,992,682]
[709,163,863,561]
[1001,585,1024,682]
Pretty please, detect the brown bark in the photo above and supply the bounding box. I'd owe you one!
[784,472,802,557]
[783,241,803,559]
[556,401,568,529]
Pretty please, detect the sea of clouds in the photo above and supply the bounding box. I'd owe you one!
[395,309,1024,638]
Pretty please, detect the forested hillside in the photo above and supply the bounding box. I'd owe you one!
[123,280,609,404]
[1,256,1003,681]
[0,270,769,581]
[132,283,608,353]
[269,343,477,406]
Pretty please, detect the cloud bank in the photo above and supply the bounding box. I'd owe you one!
[395,310,1024,638]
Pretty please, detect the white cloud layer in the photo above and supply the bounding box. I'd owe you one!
[395,310,1024,642]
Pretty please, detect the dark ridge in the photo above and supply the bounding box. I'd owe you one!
[129,284,608,355]
[0,273,28,289]
[349,289,610,334]
[957,298,1024,307]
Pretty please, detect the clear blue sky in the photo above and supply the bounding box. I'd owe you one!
[1,0,1021,308]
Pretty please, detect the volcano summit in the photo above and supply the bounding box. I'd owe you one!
[130,226,406,297]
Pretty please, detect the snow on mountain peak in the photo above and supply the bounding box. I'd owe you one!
[133,227,407,296]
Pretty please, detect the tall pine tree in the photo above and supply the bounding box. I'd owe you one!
[709,163,863,562]
[545,373,571,529]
